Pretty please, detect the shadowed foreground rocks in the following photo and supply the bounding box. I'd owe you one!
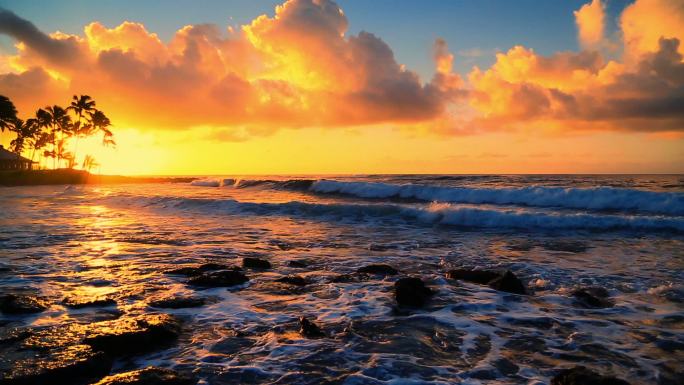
[275,275,308,286]
[91,367,196,385]
[356,264,399,276]
[242,257,272,269]
[551,366,630,385]
[63,297,117,309]
[165,263,238,277]
[148,296,207,309]
[395,277,434,307]
[187,270,249,287]
[571,287,614,308]
[84,314,182,356]
[299,317,326,338]
[446,269,528,295]
[0,294,49,314]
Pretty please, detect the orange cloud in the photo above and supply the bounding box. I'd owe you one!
[575,0,605,50]
[0,0,682,140]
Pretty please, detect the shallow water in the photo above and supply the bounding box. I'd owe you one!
[1,175,683,384]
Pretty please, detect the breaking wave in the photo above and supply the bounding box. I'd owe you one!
[102,194,684,233]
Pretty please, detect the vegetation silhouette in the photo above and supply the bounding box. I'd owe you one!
[0,94,115,171]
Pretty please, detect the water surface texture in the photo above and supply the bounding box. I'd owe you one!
[1,175,683,384]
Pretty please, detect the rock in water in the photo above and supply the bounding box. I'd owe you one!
[148,296,206,309]
[0,294,49,314]
[91,367,196,385]
[165,263,237,277]
[242,257,272,269]
[445,269,501,284]
[275,275,308,286]
[551,366,630,385]
[83,314,182,356]
[356,264,399,275]
[0,344,112,385]
[299,317,325,338]
[187,270,249,287]
[287,260,309,268]
[488,270,527,295]
[62,297,116,309]
[394,277,434,307]
[571,287,614,308]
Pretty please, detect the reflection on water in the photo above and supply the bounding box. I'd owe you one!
[0,177,683,384]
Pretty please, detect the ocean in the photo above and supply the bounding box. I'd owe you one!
[1,175,683,384]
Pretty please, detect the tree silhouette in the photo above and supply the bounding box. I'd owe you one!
[0,95,18,146]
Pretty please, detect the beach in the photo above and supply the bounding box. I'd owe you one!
[1,175,683,384]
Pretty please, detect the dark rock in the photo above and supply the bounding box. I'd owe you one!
[165,263,237,277]
[551,366,630,385]
[62,297,116,309]
[287,260,309,268]
[331,273,368,283]
[242,257,271,269]
[0,294,49,314]
[572,287,613,308]
[299,317,325,338]
[188,270,249,287]
[275,275,307,286]
[91,366,196,385]
[0,344,112,385]
[446,269,501,285]
[356,264,398,276]
[148,296,206,309]
[83,314,182,356]
[488,270,527,295]
[394,277,434,307]
[493,358,519,376]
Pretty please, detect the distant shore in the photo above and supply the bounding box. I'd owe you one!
[0,169,196,186]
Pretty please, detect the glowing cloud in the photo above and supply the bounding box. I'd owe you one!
[574,0,605,50]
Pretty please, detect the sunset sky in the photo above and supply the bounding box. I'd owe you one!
[0,0,682,175]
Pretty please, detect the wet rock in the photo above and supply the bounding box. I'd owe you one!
[571,287,613,308]
[551,366,630,385]
[275,275,308,286]
[62,297,116,309]
[357,264,399,276]
[299,317,325,338]
[488,271,527,295]
[0,344,112,385]
[91,366,196,385]
[0,294,49,314]
[148,296,206,309]
[287,260,309,268]
[493,358,519,376]
[394,277,434,307]
[446,269,501,285]
[83,314,182,356]
[165,263,237,277]
[330,273,369,283]
[188,270,249,287]
[242,257,271,269]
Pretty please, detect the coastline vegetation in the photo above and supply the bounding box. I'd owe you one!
[0,94,114,171]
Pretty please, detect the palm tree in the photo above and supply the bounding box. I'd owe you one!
[8,118,30,154]
[82,154,99,172]
[31,131,50,169]
[90,110,115,148]
[68,95,96,164]
[45,105,71,169]
[0,95,18,147]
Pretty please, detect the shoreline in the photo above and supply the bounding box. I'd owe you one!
[0,169,196,186]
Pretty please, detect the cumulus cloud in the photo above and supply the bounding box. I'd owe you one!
[0,0,682,139]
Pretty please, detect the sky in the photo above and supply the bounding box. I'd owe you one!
[0,0,682,175]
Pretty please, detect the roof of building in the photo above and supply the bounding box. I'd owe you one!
[0,145,34,163]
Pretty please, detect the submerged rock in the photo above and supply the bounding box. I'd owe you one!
[445,269,501,285]
[242,257,271,269]
[330,273,369,283]
[488,271,527,295]
[165,263,237,277]
[287,260,309,268]
[394,277,434,307]
[62,297,116,309]
[299,317,325,338]
[551,366,630,385]
[0,294,49,314]
[571,287,614,308]
[446,268,527,295]
[83,314,182,356]
[188,270,249,288]
[0,344,112,385]
[357,264,399,276]
[275,275,308,286]
[91,366,196,385]
[148,296,206,309]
